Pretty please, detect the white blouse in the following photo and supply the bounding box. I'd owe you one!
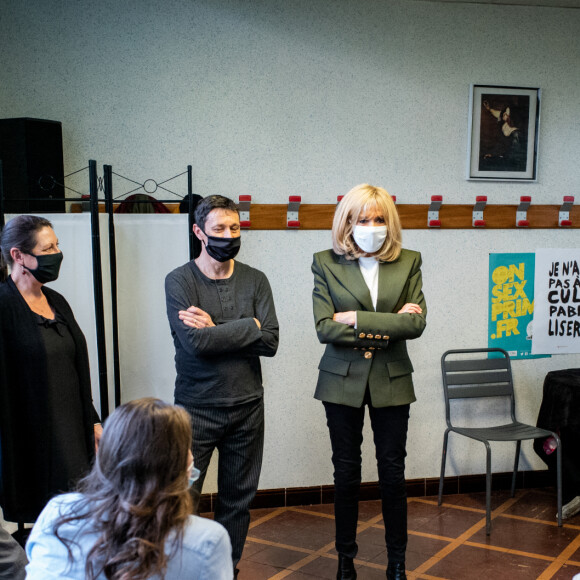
[358,256,379,310]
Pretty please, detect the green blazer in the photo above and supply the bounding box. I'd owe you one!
[312,248,427,408]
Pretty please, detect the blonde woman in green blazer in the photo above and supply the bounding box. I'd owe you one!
[312,184,427,580]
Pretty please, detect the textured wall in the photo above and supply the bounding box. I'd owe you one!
[1,0,579,202]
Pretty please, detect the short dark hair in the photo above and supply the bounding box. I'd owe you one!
[194,195,239,232]
[0,215,53,282]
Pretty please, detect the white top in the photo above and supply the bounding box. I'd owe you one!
[25,493,233,580]
[358,256,379,310]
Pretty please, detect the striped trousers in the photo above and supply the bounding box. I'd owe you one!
[177,397,264,567]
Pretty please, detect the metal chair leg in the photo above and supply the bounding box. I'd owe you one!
[485,442,492,535]
[555,433,562,527]
[438,429,450,506]
[511,440,521,498]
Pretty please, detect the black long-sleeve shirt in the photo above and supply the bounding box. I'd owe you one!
[165,260,279,407]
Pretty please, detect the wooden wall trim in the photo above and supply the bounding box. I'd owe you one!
[69,202,580,230]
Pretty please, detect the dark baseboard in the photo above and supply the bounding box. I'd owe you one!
[198,469,556,513]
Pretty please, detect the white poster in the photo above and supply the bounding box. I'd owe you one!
[532,249,580,354]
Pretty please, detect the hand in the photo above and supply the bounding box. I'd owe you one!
[254,318,261,329]
[179,306,216,329]
[94,423,103,453]
[333,311,356,326]
[397,303,422,314]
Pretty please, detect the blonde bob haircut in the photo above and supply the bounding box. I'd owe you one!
[332,184,402,262]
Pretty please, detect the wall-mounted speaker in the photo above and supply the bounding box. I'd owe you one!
[0,118,65,213]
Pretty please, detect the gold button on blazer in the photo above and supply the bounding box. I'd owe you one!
[312,249,427,408]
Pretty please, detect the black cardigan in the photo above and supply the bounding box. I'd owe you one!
[0,277,98,522]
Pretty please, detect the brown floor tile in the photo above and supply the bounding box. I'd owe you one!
[407,499,484,538]
[502,488,560,522]
[425,544,550,579]
[429,489,512,512]
[236,559,286,580]
[346,565,388,579]
[347,527,387,562]
[298,499,382,523]
[243,542,311,568]
[357,499,383,522]
[238,489,580,580]
[249,507,281,524]
[261,509,323,529]
[469,516,579,557]
[299,503,336,516]
[406,533,453,570]
[285,556,337,580]
[550,564,580,580]
[248,509,335,551]
[289,556,387,579]
[240,539,270,558]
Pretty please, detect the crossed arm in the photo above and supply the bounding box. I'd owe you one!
[312,253,427,348]
[165,272,279,358]
[332,302,422,326]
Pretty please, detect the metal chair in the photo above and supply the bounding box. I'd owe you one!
[438,348,562,534]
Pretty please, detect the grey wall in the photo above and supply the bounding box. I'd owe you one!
[2,0,579,202]
[1,0,580,494]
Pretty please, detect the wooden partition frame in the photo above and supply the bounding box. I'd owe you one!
[70,202,579,229]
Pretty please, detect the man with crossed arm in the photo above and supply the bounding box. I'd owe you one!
[165,195,279,576]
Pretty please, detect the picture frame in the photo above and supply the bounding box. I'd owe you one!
[467,84,541,181]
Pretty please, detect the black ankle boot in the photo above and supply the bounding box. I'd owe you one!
[386,561,406,580]
[337,554,357,580]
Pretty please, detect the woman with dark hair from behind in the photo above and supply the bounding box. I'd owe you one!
[25,398,233,580]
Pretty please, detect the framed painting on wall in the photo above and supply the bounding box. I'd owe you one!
[467,85,540,181]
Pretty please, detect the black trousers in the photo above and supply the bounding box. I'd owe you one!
[323,396,410,563]
[178,398,264,567]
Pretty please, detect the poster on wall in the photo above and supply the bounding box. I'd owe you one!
[532,249,580,355]
[467,85,540,181]
[489,253,546,359]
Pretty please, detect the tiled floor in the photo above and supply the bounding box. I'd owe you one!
[225,489,580,579]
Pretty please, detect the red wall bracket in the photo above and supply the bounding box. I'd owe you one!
[428,195,442,228]
[516,196,531,227]
[238,195,251,228]
[559,196,574,227]
[472,196,487,227]
[287,196,301,228]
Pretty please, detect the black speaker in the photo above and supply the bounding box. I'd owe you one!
[0,118,65,213]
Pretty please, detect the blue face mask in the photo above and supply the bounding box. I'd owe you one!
[188,463,201,488]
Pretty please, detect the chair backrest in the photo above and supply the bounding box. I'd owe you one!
[441,348,516,427]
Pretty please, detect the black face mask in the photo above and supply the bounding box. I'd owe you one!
[203,233,241,262]
[24,252,63,283]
